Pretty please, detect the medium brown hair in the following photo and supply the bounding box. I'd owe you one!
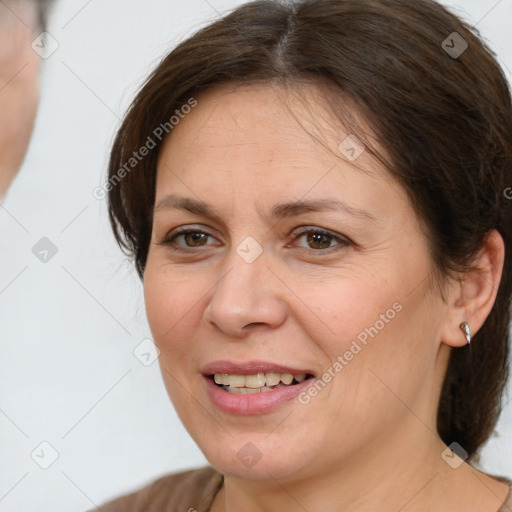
[106,0,512,459]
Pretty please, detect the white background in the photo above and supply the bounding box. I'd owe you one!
[0,1,511,510]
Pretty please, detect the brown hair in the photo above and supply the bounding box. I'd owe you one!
[106,0,512,459]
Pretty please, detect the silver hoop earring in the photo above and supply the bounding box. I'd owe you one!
[460,322,471,345]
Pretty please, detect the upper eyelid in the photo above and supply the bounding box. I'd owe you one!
[163,224,221,240]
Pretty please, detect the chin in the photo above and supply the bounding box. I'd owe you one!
[197,433,310,481]
[207,454,300,481]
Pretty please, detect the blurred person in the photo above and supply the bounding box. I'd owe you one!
[0,0,53,197]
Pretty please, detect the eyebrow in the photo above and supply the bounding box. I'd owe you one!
[154,194,377,223]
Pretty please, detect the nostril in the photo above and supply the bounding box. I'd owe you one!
[246,322,266,329]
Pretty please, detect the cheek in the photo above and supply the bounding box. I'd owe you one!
[143,262,202,359]
[293,271,404,357]
[319,281,439,430]
[299,266,434,404]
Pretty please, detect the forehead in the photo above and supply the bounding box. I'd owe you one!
[159,83,378,172]
[167,83,347,147]
[155,83,405,219]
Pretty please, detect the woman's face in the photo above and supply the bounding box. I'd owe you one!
[144,83,450,482]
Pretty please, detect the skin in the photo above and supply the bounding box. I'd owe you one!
[0,0,41,197]
[144,83,508,512]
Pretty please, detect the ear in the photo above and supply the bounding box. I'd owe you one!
[441,229,505,348]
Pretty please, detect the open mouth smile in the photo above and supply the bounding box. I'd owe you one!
[201,362,317,415]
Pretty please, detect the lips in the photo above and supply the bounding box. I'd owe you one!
[201,360,315,377]
[202,371,316,415]
[200,360,317,414]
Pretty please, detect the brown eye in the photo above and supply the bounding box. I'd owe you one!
[162,229,217,249]
[181,231,209,247]
[305,232,332,250]
[292,228,350,253]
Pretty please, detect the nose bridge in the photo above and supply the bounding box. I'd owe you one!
[214,234,268,310]
[204,235,286,334]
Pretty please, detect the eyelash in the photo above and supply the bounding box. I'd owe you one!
[159,226,351,255]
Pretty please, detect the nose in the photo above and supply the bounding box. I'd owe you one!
[203,243,287,337]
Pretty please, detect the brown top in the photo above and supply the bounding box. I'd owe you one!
[93,466,223,512]
[93,465,512,512]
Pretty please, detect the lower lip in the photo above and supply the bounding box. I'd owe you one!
[203,375,315,415]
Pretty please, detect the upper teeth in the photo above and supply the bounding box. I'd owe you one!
[214,372,306,388]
